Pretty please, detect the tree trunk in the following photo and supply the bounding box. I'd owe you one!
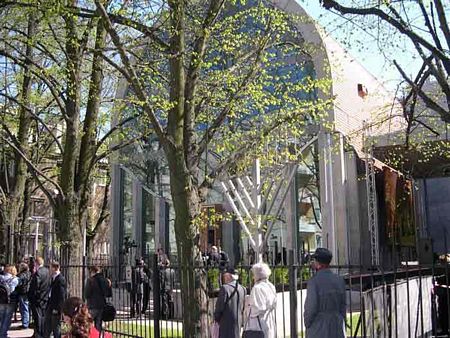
[77,17,106,222]
[2,14,36,263]
[58,0,83,271]
[167,150,208,337]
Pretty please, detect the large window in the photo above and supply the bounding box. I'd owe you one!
[120,169,133,248]
[142,188,155,256]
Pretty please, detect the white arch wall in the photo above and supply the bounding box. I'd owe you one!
[272,0,398,265]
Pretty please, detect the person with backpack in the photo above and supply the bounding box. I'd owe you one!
[213,268,246,338]
[0,265,19,338]
[28,256,51,338]
[84,266,111,332]
[16,262,31,329]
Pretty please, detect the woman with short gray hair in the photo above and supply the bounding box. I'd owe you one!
[243,263,277,337]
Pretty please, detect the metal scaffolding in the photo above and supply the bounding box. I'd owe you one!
[364,123,380,266]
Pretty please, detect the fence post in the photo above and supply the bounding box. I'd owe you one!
[82,255,87,300]
[153,254,161,338]
[289,249,298,338]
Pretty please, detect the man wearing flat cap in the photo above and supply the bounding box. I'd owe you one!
[304,248,347,338]
[213,267,246,338]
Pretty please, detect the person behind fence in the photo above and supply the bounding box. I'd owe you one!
[243,262,277,338]
[304,248,346,338]
[159,257,175,319]
[0,265,19,338]
[44,262,67,338]
[16,262,31,329]
[213,267,246,338]
[130,258,147,318]
[62,297,112,338]
[84,266,111,332]
[141,259,152,315]
[29,256,51,338]
[157,248,169,267]
[208,246,229,270]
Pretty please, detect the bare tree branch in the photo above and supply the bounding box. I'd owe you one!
[94,0,170,148]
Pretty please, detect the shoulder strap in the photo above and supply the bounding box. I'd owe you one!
[223,283,238,308]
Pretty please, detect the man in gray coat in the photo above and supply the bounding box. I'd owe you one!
[214,267,246,338]
[304,248,346,338]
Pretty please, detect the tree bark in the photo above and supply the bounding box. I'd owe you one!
[1,14,36,263]
[77,17,107,226]
[57,1,83,271]
[167,149,204,337]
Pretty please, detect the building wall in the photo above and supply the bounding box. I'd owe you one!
[109,0,398,267]
[273,0,400,265]
[416,177,450,255]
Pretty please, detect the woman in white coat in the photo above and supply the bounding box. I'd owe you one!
[246,263,277,338]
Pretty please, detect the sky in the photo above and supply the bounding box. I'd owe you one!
[297,0,421,92]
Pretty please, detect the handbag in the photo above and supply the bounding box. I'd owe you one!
[94,275,116,322]
[210,321,220,338]
[101,302,116,322]
[242,309,264,338]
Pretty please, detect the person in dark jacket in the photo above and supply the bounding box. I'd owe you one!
[304,248,346,338]
[16,262,31,329]
[159,259,175,319]
[214,268,246,338]
[84,266,111,332]
[28,257,51,338]
[130,259,147,318]
[44,262,66,338]
[141,259,152,315]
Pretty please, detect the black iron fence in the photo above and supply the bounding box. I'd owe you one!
[58,256,450,338]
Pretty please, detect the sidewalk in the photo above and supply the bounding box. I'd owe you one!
[7,322,33,338]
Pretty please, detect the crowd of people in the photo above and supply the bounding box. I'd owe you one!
[213,247,346,338]
[0,257,113,338]
[0,247,345,338]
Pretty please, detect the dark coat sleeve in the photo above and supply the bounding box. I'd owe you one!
[85,274,108,310]
[30,267,51,304]
[214,286,227,322]
[28,273,37,302]
[304,278,318,329]
[48,275,67,312]
[339,277,346,319]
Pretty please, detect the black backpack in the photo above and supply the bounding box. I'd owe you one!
[0,278,12,304]
[16,272,31,295]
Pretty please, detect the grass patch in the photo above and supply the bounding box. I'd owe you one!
[295,313,361,337]
[105,321,182,337]
[346,313,362,337]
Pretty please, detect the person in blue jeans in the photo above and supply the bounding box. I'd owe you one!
[0,265,19,338]
[16,262,31,329]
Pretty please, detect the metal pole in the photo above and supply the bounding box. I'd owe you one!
[288,249,298,338]
[35,221,39,257]
[253,159,262,262]
[153,253,161,338]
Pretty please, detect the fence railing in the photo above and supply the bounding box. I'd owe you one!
[59,256,450,338]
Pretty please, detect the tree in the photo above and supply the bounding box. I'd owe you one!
[320,0,450,127]
[0,12,37,263]
[0,2,138,271]
[93,0,331,335]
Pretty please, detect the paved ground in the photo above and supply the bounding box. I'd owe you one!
[7,322,33,338]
